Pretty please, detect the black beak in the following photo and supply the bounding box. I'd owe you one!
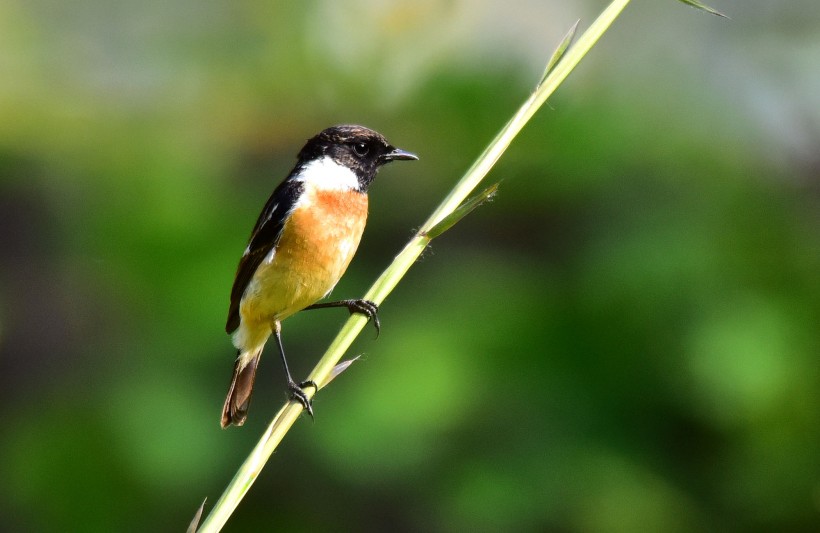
[381,147,419,162]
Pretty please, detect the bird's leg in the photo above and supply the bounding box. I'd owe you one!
[273,323,317,419]
[303,299,380,337]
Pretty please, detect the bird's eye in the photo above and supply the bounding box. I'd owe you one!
[352,143,370,157]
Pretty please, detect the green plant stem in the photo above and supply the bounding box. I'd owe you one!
[197,1,631,530]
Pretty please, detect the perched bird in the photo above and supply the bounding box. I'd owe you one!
[221,125,418,428]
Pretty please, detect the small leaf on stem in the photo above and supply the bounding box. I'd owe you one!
[187,498,207,533]
[424,183,500,240]
[677,0,728,18]
[540,20,581,88]
[326,355,363,385]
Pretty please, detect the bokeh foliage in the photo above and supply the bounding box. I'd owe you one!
[1,1,819,531]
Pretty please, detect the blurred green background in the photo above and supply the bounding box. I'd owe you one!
[2,0,819,531]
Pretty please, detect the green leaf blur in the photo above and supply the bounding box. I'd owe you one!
[1,1,818,532]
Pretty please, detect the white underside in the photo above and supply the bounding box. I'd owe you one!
[294,156,359,192]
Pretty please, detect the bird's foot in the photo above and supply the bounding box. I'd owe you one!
[344,299,380,337]
[288,379,318,419]
[303,299,381,337]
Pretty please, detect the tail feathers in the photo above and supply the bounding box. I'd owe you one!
[221,348,262,428]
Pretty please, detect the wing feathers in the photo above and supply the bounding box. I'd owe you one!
[225,177,304,333]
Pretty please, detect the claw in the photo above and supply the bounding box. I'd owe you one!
[348,300,380,338]
[302,299,381,337]
[288,380,316,419]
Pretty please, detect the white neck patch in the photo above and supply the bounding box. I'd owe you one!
[296,156,360,192]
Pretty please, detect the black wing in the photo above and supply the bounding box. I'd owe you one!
[225,177,304,333]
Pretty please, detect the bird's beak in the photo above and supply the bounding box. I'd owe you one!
[381,147,419,162]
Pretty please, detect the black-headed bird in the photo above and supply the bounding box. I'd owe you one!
[221,125,417,428]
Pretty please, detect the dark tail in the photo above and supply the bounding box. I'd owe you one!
[220,348,262,428]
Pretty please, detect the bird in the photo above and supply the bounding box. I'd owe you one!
[221,125,418,428]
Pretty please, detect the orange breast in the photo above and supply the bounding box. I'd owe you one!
[240,188,368,325]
